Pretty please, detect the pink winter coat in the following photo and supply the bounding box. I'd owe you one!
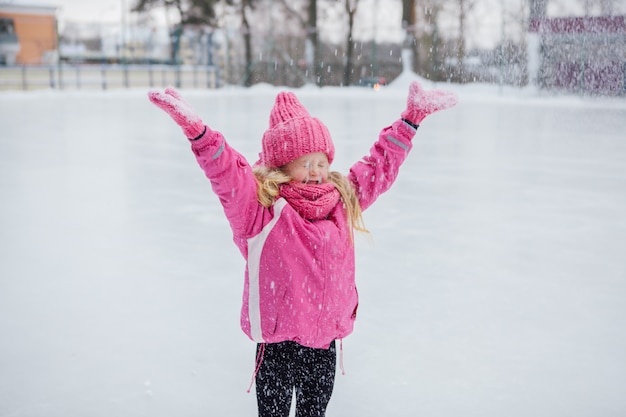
[191,118,416,349]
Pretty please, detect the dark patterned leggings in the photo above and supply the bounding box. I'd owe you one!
[255,340,336,417]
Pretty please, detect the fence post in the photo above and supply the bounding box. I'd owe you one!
[101,64,107,90]
[21,65,27,90]
[207,66,214,89]
[58,62,64,90]
[49,66,55,89]
[123,63,129,88]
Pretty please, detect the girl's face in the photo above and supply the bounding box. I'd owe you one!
[284,152,330,184]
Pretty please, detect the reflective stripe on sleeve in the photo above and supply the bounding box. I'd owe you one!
[212,141,225,159]
[385,135,409,151]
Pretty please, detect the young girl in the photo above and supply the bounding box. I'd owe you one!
[148,81,457,417]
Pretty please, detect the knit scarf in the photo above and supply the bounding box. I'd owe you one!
[279,181,341,221]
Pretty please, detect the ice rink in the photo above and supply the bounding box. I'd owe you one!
[1,80,626,416]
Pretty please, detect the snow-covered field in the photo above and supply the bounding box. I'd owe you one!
[1,73,625,417]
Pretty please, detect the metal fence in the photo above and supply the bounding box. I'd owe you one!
[0,63,220,91]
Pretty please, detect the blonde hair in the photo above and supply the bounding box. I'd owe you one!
[253,166,369,237]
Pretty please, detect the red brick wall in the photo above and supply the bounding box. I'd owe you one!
[0,11,57,64]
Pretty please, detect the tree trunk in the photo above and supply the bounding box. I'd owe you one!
[401,0,418,73]
[242,3,253,87]
[343,0,358,86]
[307,0,321,86]
[458,0,466,64]
[529,0,547,18]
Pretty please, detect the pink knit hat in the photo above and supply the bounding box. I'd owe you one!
[260,92,334,168]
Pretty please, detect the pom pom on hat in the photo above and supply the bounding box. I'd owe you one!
[260,92,334,168]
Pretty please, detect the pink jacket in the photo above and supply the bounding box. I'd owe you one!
[191,119,416,349]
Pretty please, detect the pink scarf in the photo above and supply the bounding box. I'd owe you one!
[279,182,341,221]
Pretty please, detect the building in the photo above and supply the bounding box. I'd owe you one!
[0,13,19,64]
[527,16,626,95]
[0,2,57,65]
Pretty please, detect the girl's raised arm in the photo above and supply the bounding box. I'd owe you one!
[349,81,457,210]
[148,87,262,239]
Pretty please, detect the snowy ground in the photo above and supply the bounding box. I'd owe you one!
[1,74,626,417]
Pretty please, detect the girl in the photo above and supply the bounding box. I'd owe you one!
[148,81,457,417]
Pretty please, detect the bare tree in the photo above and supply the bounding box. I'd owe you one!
[132,0,228,64]
[132,0,228,25]
[528,0,547,18]
[402,0,453,80]
[342,0,360,86]
[307,0,322,85]
[277,0,325,86]
[457,0,478,73]
[238,0,256,86]
[133,0,265,86]
[411,0,447,80]
[401,0,418,71]
[401,0,415,31]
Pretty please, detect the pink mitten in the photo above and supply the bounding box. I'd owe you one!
[148,87,206,140]
[401,80,458,126]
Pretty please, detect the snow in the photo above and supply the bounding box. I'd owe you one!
[1,70,626,417]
